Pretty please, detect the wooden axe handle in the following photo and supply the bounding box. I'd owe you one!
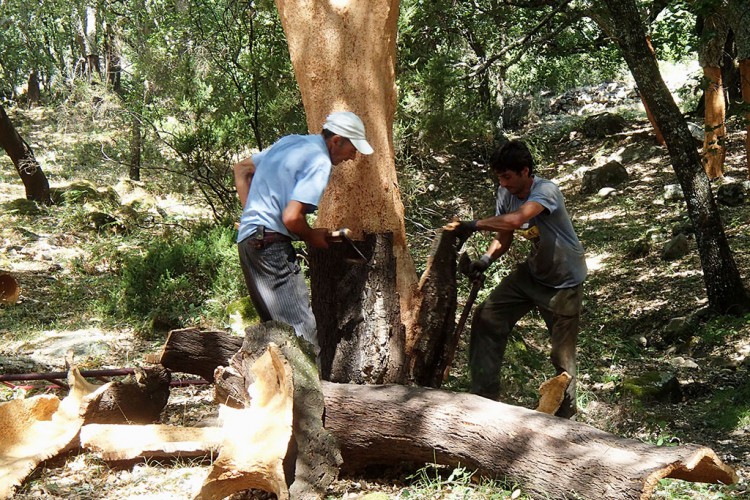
[329,228,352,242]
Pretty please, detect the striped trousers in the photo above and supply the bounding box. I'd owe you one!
[237,237,318,350]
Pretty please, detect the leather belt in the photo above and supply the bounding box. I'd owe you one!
[248,230,292,249]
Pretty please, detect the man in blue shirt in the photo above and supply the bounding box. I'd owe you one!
[233,111,373,352]
[447,140,586,418]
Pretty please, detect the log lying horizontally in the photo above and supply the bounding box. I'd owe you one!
[152,326,737,500]
[322,382,736,500]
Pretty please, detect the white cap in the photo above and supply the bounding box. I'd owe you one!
[323,111,374,155]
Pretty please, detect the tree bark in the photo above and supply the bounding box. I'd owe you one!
[274,0,428,381]
[310,233,407,384]
[148,328,243,382]
[741,59,750,178]
[642,37,665,145]
[322,382,737,500]
[0,103,51,204]
[589,1,749,314]
[148,328,737,500]
[698,5,729,179]
[702,66,726,179]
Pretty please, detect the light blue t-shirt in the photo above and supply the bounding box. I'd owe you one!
[237,134,332,242]
[496,176,587,288]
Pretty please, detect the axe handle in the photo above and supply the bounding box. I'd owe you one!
[442,278,483,382]
[329,228,352,242]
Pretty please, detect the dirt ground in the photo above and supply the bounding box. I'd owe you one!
[1,99,750,498]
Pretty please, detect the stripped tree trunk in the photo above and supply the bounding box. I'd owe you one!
[702,66,727,179]
[741,59,750,178]
[0,103,51,204]
[698,6,729,179]
[275,0,458,384]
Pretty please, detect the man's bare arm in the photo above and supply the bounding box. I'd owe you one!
[282,200,329,249]
[233,157,256,209]
[476,201,546,232]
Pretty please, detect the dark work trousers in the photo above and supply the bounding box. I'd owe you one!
[237,237,318,352]
[469,262,583,418]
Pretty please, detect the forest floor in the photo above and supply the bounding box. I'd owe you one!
[1,84,750,499]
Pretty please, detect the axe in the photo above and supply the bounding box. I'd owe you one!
[442,252,485,381]
[329,228,369,265]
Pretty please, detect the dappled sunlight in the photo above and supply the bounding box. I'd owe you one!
[585,252,610,272]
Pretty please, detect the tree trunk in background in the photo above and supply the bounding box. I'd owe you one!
[741,59,750,178]
[590,1,749,314]
[698,7,729,179]
[0,104,51,205]
[642,37,665,145]
[104,23,122,93]
[702,66,726,179]
[728,0,750,177]
[27,71,41,106]
[275,0,424,384]
[129,113,142,181]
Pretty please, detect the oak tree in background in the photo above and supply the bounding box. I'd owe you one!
[587,0,749,314]
[0,104,51,204]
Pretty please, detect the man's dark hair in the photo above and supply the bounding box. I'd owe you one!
[489,139,534,175]
[322,129,336,140]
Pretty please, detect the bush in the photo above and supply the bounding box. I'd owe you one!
[117,224,246,335]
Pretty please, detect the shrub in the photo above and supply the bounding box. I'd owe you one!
[117,224,246,335]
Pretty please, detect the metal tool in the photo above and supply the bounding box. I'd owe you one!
[330,228,369,264]
[442,252,485,381]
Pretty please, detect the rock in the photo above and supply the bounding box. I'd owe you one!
[622,371,682,403]
[501,96,532,130]
[662,233,689,261]
[670,357,700,370]
[580,160,629,194]
[664,184,683,201]
[624,238,651,260]
[686,122,704,144]
[597,187,618,198]
[716,182,746,206]
[663,316,692,344]
[581,112,627,138]
[672,220,694,237]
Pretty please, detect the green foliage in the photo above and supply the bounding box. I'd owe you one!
[402,464,528,499]
[114,224,245,336]
[650,3,699,60]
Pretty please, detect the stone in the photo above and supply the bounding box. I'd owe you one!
[664,184,683,201]
[622,371,682,403]
[662,233,689,261]
[580,160,629,194]
[581,112,627,138]
[716,182,746,207]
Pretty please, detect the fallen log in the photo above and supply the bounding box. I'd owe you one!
[151,327,737,500]
[146,328,244,382]
[322,382,737,499]
[214,322,342,499]
[80,424,223,461]
[197,344,294,500]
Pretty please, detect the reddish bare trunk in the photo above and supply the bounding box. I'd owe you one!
[702,66,726,179]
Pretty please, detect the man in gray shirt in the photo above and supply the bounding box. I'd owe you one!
[447,140,586,418]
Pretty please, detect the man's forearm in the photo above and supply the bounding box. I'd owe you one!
[233,157,255,209]
[484,231,513,261]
